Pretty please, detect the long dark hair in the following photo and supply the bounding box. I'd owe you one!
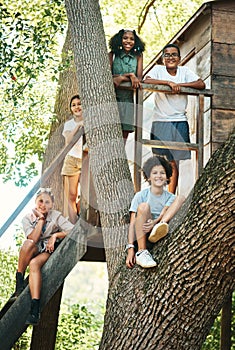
[109,29,145,56]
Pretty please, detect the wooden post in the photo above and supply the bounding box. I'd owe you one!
[134,88,143,192]
[220,293,233,350]
[197,94,204,176]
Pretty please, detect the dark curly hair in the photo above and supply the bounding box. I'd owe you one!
[109,29,145,56]
[142,156,173,184]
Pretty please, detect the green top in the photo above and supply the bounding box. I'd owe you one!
[112,52,138,76]
[112,52,138,131]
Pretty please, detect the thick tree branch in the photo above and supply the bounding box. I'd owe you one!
[138,0,157,33]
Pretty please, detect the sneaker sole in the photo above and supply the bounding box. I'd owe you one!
[136,260,157,268]
[148,223,168,243]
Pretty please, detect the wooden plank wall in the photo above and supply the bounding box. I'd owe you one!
[211,3,235,151]
[177,10,212,165]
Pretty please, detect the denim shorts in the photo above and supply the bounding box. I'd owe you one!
[150,121,191,161]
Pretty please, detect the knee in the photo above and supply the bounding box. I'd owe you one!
[68,190,77,202]
[137,202,150,216]
[20,239,36,254]
[29,258,40,272]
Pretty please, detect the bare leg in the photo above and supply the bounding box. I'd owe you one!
[161,195,185,223]
[18,240,38,275]
[168,160,179,194]
[67,174,80,224]
[135,203,151,251]
[28,252,50,299]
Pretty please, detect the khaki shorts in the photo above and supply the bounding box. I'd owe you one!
[61,155,82,176]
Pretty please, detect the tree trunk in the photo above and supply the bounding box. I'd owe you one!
[30,26,79,350]
[99,131,235,350]
[65,0,134,275]
[65,1,235,349]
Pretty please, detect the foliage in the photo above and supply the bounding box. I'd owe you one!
[0,0,67,95]
[55,303,104,350]
[0,249,18,309]
[0,0,67,185]
[100,0,204,65]
[202,293,235,350]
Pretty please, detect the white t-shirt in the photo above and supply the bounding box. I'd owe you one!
[148,65,200,122]
[62,118,83,158]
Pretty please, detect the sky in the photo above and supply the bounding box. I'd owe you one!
[0,177,37,251]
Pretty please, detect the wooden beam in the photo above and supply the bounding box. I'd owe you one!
[134,89,143,192]
[142,139,198,151]
[197,94,205,175]
[220,293,233,350]
[118,82,213,97]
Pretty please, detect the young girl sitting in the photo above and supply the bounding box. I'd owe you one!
[126,156,185,269]
[12,188,74,325]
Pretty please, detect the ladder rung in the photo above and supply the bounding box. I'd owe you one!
[141,139,199,151]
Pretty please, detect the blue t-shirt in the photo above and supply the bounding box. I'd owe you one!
[129,187,175,219]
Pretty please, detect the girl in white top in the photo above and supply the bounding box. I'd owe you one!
[61,95,84,224]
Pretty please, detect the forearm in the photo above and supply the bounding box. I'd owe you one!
[162,195,185,223]
[113,73,136,80]
[179,79,205,90]
[155,206,169,223]
[64,126,82,145]
[52,231,67,240]
[144,77,169,86]
[27,219,45,242]
[128,224,135,244]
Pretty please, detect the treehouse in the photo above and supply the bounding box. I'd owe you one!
[0,0,234,348]
[143,0,235,159]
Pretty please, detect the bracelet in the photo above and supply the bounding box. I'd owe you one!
[125,243,135,251]
[38,217,45,221]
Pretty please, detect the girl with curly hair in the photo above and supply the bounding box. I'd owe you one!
[126,156,185,269]
[109,29,145,143]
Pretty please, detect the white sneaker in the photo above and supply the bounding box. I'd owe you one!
[148,222,169,243]
[135,250,157,268]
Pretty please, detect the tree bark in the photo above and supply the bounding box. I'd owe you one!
[65,1,235,349]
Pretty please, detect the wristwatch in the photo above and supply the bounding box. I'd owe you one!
[125,243,135,251]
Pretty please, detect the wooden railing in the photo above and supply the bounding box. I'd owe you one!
[129,82,213,191]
